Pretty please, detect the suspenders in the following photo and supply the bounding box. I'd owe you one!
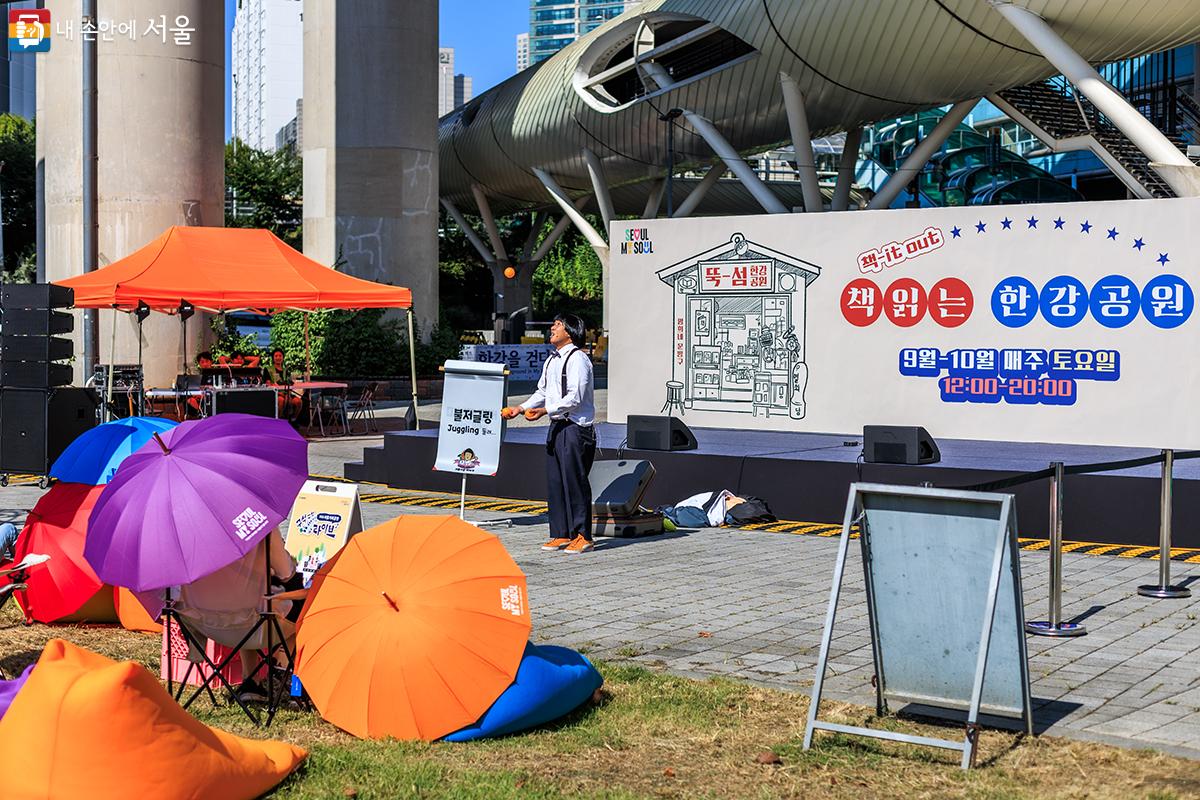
[560,347,579,396]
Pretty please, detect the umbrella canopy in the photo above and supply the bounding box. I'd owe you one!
[15,483,106,623]
[84,414,308,592]
[55,226,412,312]
[50,417,179,486]
[295,515,532,741]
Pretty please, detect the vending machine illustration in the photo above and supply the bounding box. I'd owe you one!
[656,233,821,419]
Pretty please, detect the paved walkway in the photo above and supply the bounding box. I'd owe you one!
[3,423,1198,761]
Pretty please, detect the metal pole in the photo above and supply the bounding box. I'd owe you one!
[1139,449,1191,598]
[665,117,675,218]
[407,308,419,431]
[1027,461,1086,636]
[459,474,467,519]
[105,309,116,421]
[82,0,100,378]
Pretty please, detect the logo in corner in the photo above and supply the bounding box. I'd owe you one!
[232,506,269,542]
[9,9,50,52]
[454,448,481,471]
[499,584,524,617]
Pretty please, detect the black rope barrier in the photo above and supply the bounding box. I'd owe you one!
[948,447,1200,493]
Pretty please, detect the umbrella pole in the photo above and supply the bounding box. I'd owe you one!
[407,308,419,430]
[303,313,311,381]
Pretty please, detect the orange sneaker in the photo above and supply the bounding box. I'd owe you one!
[542,537,573,551]
[564,535,595,554]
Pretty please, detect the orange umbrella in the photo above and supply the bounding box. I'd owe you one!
[295,515,531,741]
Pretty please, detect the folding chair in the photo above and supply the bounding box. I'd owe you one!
[346,382,379,433]
[318,388,349,437]
[165,545,306,726]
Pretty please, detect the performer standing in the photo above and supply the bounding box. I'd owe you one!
[502,313,597,554]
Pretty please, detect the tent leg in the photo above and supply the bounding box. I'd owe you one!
[407,308,419,431]
[105,308,117,421]
[303,313,311,381]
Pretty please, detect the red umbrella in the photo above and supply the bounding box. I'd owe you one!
[15,483,106,623]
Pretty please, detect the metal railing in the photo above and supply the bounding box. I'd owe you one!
[952,448,1196,638]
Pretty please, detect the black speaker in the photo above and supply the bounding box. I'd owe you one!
[210,388,278,417]
[626,415,698,451]
[862,425,941,465]
[0,283,73,310]
[589,459,656,517]
[1,335,73,362]
[1,307,73,336]
[1,360,73,387]
[0,387,98,474]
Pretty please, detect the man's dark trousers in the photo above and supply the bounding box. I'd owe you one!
[546,419,597,540]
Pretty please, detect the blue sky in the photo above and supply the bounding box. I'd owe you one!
[224,0,527,140]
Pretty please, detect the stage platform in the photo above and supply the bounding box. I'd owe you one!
[344,424,1200,548]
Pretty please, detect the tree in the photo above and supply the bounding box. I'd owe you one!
[224,139,302,247]
[0,114,35,281]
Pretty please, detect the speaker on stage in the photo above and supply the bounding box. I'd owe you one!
[627,414,697,451]
[0,283,75,390]
[863,425,940,465]
[0,387,99,474]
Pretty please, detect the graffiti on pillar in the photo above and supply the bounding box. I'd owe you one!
[336,216,386,282]
[402,150,435,217]
[656,233,821,419]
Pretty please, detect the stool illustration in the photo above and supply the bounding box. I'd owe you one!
[661,381,686,415]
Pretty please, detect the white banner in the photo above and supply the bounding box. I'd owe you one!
[459,344,554,382]
[435,360,508,476]
[610,198,1200,449]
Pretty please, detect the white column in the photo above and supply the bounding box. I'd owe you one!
[672,159,726,218]
[582,149,615,230]
[832,127,863,211]
[439,199,496,266]
[990,1,1198,197]
[867,100,976,210]
[681,110,788,214]
[471,184,510,265]
[532,168,612,330]
[780,73,825,213]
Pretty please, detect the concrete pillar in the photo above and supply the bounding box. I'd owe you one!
[39,0,223,387]
[303,0,439,337]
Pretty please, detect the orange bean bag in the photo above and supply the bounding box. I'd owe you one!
[0,639,306,800]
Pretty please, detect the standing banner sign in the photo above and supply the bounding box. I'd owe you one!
[284,480,364,587]
[435,360,508,515]
[610,198,1200,449]
[804,483,1031,770]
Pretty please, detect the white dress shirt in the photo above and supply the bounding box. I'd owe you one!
[520,342,595,426]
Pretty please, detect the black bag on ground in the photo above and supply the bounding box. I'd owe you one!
[724,496,776,525]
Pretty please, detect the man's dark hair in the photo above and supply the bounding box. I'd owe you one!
[555,312,586,347]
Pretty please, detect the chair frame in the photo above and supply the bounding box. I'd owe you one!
[346,382,379,434]
[164,542,305,726]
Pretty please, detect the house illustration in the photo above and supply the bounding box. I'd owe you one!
[656,232,821,419]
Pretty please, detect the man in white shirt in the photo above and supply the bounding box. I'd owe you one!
[502,313,597,554]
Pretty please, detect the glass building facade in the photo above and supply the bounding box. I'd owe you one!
[529,1,640,65]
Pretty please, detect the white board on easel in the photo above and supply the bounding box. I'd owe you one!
[434,359,509,517]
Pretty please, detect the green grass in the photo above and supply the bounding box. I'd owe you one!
[4,606,1200,799]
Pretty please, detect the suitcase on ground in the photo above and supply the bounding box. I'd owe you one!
[589,459,655,517]
[592,511,664,538]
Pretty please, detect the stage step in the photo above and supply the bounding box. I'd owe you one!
[343,460,367,482]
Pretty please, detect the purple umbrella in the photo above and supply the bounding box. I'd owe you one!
[84,414,308,592]
[0,664,33,721]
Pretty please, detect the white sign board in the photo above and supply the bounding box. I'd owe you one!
[610,198,1200,448]
[460,344,554,382]
[435,359,508,476]
[284,480,363,587]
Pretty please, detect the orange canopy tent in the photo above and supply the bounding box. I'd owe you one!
[55,226,411,312]
[53,226,419,413]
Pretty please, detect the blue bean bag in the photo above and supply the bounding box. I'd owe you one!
[444,642,602,742]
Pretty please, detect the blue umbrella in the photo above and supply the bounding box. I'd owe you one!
[50,417,179,485]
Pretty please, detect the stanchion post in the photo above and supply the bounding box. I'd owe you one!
[1026,461,1087,637]
[460,475,467,520]
[1139,449,1191,599]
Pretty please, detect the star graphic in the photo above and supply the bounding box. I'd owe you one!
[1133,238,1145,251]
[1106,227,1119,240]
[1080,221,1092,233]
[1158,253,1170,265]
[950,226,962,238]
[1026,216,1038,228]
[1053,217,1065,229]
[975,221,986,233]
[1001,217,1013,229]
